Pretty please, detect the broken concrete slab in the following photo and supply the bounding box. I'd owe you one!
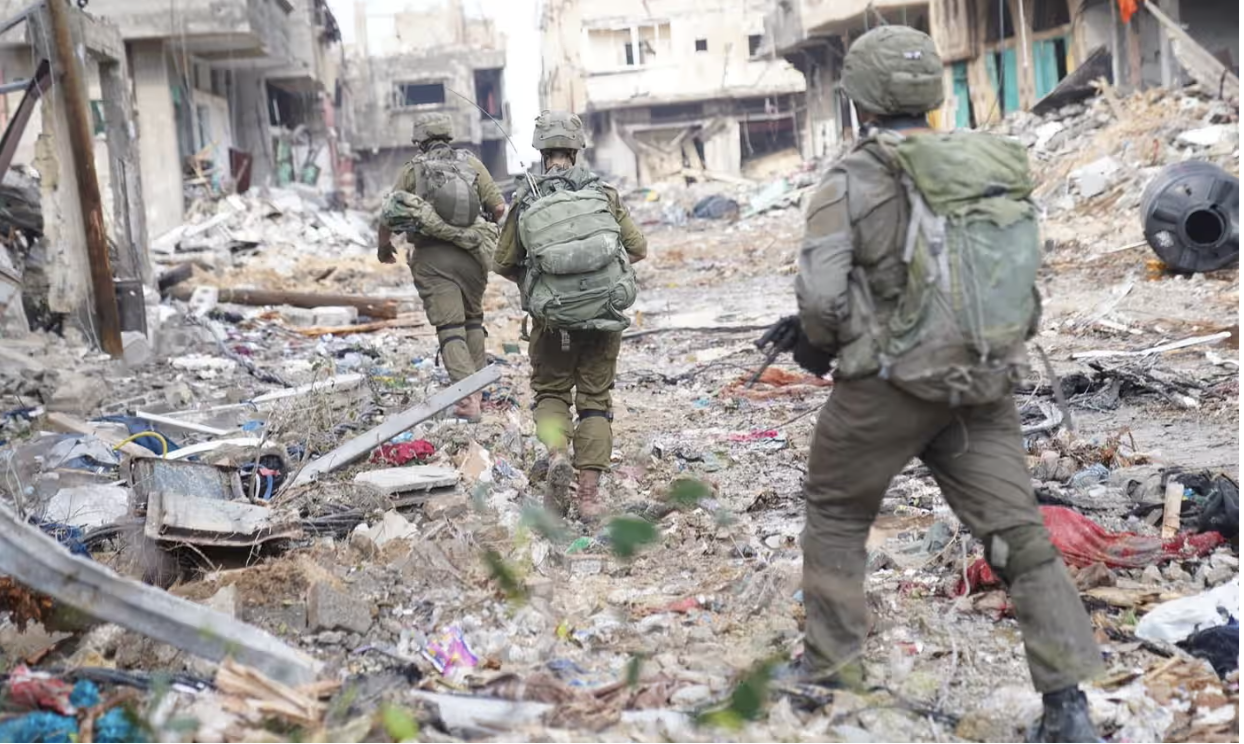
[312,306,359,326]
[354,510,418,548]
[0,503,321,685]
[307,581,372,634]
[121,331,152,368]
[292,365,502,485]
[353,466,459,495]
[1071,156,1119,199]
[279,305,317,328]
[44,485,130,528]
[424,492,470,522]
[145,491,303,547]
[48,372,108,416]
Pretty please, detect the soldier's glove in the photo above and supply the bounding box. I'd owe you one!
[793,333,833,377]
[756,315,801,354]
[377,242,398,264]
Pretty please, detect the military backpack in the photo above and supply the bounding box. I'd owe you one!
[413,147,480,228]
[860,130,1042,406]
[517,167,637,332]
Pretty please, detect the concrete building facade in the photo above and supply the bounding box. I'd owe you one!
[0,0,345,240]
[765,0,1237,148]
[540,0,808,185]
[344,0,511,199]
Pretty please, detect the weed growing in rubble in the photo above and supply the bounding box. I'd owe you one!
[695,658,777,730]
[520,504,571,543]
[605,516,658,559]
[625,653,646,688]
[380,703,420,742]
[482,549,527,603]
[668,477,711,510]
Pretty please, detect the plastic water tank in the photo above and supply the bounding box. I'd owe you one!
[1140,161,1238,273]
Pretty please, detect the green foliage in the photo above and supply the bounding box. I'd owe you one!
[605,516,659,559]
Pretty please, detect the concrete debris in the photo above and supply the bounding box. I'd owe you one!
[306,581,372,635]
[43,485,129,528]
[353,466,459,495]
[0,77,1236,744]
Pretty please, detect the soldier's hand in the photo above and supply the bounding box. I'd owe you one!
[378,242,398,264]
[793,332,833,377]
[756,315,801,354]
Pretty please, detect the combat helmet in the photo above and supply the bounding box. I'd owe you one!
[532,110,586,151]
[841,26,944,116]
[411,112,454,144]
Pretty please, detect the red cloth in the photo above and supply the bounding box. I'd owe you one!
[1118,0,1139,24]
[369,439,435,466]
[6,665,74,714]
[956,506,1224,595]
[1041,506,1223,569]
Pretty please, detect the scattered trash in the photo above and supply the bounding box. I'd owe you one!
[369,440,436,466]
[1177,616,1239,678]
[1041,505,1224,568]
[1135,578,1239,643]
[422,627,479,677]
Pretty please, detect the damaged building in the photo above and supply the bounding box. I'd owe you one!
[765,0,1238,147]
[0,0,346,240]
[344,0,511,198]
[540,0,808,185]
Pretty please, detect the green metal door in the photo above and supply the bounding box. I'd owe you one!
[1033,38,1063,99]
[985,46,1021,115]
[951,61,971,129]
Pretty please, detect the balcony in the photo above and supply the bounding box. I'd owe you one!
[82,0,293,66]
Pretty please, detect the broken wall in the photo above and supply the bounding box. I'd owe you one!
[346,49,504,152]
[575,0,805,109]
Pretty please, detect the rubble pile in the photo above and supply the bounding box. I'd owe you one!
[150,187,376,273]
[999,87,1239,226]
[0,91,1239,744]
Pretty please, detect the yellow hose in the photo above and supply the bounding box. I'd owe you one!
[113,430,169,456]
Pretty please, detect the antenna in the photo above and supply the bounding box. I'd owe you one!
[445,86,539,193]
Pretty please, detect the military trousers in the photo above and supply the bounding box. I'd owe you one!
[528,320,620,471]
[802,375,1103,693]
[409,242,488,382]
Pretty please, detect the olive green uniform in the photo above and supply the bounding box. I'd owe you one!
[796,140,1103,693]
[494,181,647,470]
[394,144,505,381]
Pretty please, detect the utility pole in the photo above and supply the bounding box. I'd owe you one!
[46,0,123,357]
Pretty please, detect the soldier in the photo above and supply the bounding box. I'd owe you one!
[378,112,507,421]
[760,27,1102,742]
[493,111,647,522]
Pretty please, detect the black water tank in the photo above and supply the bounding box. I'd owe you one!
[1140,161,1238,273]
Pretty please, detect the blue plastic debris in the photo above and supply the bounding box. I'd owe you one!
[95,707,147,743]
[32,520,90,556]
[69,679,100,709]
[0,711,78,743]
[96,415,181,455]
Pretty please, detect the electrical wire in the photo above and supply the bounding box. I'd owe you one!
[112,430,169,456]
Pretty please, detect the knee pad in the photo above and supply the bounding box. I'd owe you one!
[578,409,614,422]
[984,524,1060,584]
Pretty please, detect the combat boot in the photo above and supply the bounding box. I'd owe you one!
[1030,687,1101,743]
[575,469,606,523]
[545,450,575,516]
[452,392,482,423]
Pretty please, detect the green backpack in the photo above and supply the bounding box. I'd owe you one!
[517,169,637,332]
[414,147,480,228]
[865,130,1041,406]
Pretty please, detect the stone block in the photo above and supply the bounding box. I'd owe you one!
[307,581,372,634]
[48,372,108,416]
[312,306,358,326]
[354,466,459,495]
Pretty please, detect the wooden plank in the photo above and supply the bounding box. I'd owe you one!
[134,410,234,437]
[0,503,321,685]
[290,315,425,337]
[1070,331,1233,360]
[292,365,502,486]
[1146,2,1239,104]
[44,412,154,458]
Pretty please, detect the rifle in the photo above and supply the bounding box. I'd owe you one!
[746,342,785,388]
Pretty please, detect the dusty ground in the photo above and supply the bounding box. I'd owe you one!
[2,87,1239,742]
